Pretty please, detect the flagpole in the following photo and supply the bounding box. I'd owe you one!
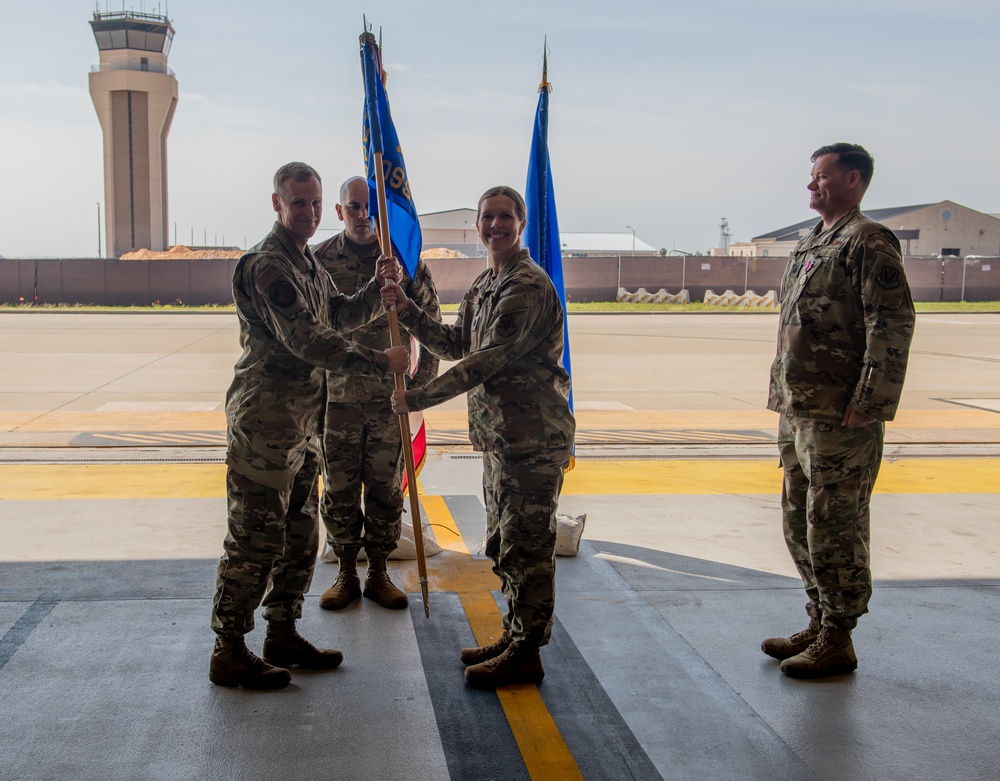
[539,35,550,93]
[361,28,429,616]
[373,164,430,617]
[527,38,575,470]
[360,30,429,616]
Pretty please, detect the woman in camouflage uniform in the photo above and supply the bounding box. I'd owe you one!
[381,185,575,689]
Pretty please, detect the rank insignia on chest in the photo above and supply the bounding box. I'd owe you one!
[497,313,517,339]
[875,265,901,290]
[268,280,297,307]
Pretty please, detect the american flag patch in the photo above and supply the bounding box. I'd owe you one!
[255,264,282,294]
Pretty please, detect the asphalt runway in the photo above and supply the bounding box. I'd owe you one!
[0,310,998,781]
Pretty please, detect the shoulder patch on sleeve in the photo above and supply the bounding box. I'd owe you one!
[255,264,282,294]
[268,280,297,308]
[496,312,518,339]
[875,263,901,290]
[863,251,906,308]
[251,260,298,308]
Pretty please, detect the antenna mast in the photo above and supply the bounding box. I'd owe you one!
[719,218,732,252]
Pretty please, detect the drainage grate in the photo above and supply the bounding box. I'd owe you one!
[427,429,776,446]
[441,443,1000,461]
[443,452,775,461]
[0,447,225,465]
[1,443,996,465]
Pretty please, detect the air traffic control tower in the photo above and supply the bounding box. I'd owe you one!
[89,10,177,257]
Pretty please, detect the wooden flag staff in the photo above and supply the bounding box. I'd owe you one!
[373,158,430,619]
[360,27,429,616]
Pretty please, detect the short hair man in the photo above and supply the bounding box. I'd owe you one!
[210,163,408,690]
[762,143,916,678]
[311,177,440,611]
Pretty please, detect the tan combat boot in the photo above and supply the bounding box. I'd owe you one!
[761,617,821,661]
[319,547,361,611]
[460,630,512,666]
[780,625,858,679]
[464,641,544,689]
[262,620,343,669]
[363,551,408,610]
[209,636,291,690]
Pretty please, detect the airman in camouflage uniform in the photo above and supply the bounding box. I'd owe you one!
[762,144,915,679]
[210,162,409,690]
[311,177,440,612]
[383,186,575,689]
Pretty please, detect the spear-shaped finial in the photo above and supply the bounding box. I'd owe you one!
[538,36,552,94]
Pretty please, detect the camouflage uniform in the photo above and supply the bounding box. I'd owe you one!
[311,231,440,558]
[400,248,575,645]
[213,222,390,637]
[768,205,915,630]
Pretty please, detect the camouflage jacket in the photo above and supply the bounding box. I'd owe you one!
[226,222,389,491]
[768,206,915,422]
[311,231,440,403]
[399,248,575,455]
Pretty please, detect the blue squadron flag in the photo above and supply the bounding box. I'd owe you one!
[360,33,421,278]
[524,49,574,414]
[360,30,428,494]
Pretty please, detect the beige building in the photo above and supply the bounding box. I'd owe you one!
[420,208,483,257]
[882,201,1000,257]
[742,201,1000,258]
[89,11,178,257]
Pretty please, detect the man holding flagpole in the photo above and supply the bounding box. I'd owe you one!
[313,176,439,611]
[210,162,409,690]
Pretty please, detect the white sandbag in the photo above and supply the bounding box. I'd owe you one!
[555,513,587,557]
[387,518,442,560]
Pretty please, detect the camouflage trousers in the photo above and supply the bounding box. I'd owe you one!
[482,449,570,647]
[321,402,403,558]
[777,413,883,630]
[212,444,321,636]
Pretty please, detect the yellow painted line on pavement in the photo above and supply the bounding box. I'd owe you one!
[560,458,1000,495]
[419,495,584,781]
[496,685,585,781]
[0,464,226,500]
[1,458,996,501]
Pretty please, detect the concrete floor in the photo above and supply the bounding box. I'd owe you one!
[0,311,998,781]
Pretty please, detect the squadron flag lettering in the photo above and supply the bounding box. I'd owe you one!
[360,33,421,278]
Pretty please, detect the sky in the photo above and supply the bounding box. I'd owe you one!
[1,0,998,258]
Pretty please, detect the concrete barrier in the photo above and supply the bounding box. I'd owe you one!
[616,287,690,304]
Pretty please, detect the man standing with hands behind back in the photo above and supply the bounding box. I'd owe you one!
[312,177,440,611]
[762,143,915,679]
